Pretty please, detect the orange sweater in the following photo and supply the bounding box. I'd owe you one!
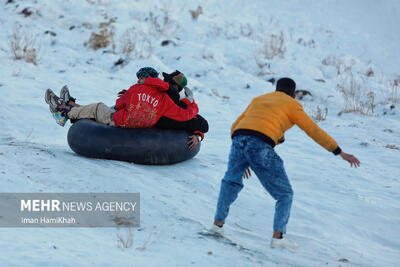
[231,91,339,153]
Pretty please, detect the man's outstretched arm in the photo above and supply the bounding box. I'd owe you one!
[291,102,360,167]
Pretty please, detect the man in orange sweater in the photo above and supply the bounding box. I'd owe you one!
[212,78,360,248]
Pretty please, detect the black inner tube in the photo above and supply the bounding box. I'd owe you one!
[67,119,201,165]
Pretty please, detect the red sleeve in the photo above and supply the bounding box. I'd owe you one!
[115,86,133,110]
[162,96,199,122]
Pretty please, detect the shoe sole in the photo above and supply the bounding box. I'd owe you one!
[59,85,70,103]
[45,89,60,113]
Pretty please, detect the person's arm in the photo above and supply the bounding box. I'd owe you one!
[178,100,188,109]
[165,87,188,108]
[115,86,133,110]
[193,114,208,140]
[162,96,199,122]
[291,101,360,166]
[291,102,339,154]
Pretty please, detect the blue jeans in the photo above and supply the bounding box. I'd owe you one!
[214,135,293,233]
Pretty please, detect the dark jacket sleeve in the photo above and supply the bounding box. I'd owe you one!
[165,87,187,109]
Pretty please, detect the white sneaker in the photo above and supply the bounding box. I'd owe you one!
[271,236,298,249]
[211,224,224,236]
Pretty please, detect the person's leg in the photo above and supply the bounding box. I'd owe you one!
[68,102,80,107]
[214,135,249,225]
[245,137,293,236]
[67,102,115,126]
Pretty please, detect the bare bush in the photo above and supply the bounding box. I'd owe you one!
[9,26,39,65]
[99,18,116,28]
[85,28,115,51]
[322,55,375,80]
[365,91,375,114]
[321,55,335,66]
[297,38,316,48]
[120,28,152,60]
[322,55,354,76]
[311,106,328,121]
[136,226,156,251]
[189,6,203,20]
[386,79,400,104]
[149,4,179,38]
[255,57,273,76]
[116,227,133,249]
[260,32,285,60]
[335,57,356,76]
[240,23,253,38]
[337,73,375,115]
[212,22,241,40]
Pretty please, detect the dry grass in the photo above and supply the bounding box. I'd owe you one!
[120,28,152,60]
[366,68,374,77]
[297,38,316,48]
[189,6,203,20]
[260,32,285,60]
[116,227,134,249]
[99,18,116,28]
[85,28,115,51]
[9,26,39,65]
[136,226,156,251]
[311,106,328,121]
[386,79,400,104]
[337,74,375,115]
[322,55,356,76]
[240,23,253,38]
[149,4,179,38]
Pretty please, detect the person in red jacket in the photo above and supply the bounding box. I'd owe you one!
[45,67,200,148]
[113,68,199,128]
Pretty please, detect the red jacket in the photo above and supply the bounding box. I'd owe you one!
[113,77,199,128]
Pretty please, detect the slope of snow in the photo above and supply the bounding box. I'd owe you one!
[0,0,399,266]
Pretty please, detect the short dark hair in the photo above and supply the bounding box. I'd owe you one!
[276,78,296,96]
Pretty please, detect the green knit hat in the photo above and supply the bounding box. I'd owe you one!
[172,73,187,88]
[162,70,187,89]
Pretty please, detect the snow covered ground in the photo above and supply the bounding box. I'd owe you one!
[0,0,399,266]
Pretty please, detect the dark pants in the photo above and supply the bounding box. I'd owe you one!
[154,114,209,134]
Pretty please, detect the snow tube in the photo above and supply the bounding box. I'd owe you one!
[67,119,201,165]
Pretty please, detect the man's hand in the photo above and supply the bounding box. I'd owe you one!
[117,89,127,97]
[243,167,252,179]
[340,151,360,168]
[187,135,199,150]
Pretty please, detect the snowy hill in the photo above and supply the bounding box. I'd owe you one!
[0,0,399,266]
